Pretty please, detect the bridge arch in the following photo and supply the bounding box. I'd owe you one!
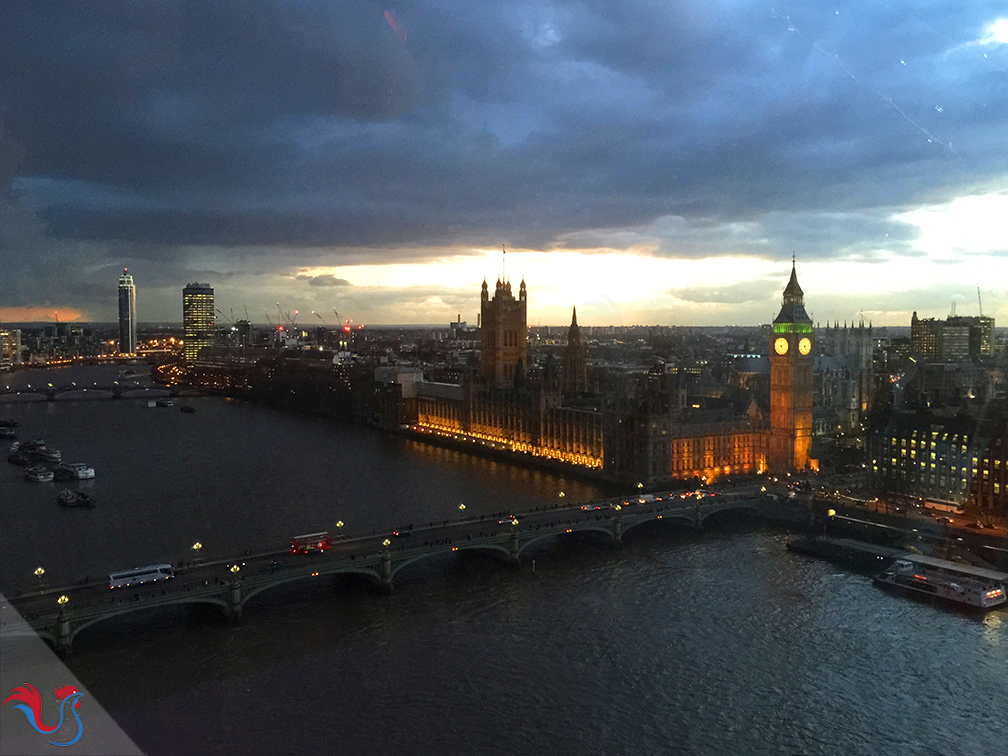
[697,501,760,525]
[515,526,615,557]
[239,567,382,607]
[67,596,230,643]
[390,542,513,579]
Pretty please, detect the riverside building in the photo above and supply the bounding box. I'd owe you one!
[405,263,816,485]
[182,282,214,365]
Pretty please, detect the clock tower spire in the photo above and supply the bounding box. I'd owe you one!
[769,258,813,473]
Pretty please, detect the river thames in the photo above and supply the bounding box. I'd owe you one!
[1,367,1005,755]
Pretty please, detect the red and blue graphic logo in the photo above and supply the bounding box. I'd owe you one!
[3,683,84,746]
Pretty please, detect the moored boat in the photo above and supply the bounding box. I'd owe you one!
[54,462,96,480]
[155,398,174,407]
[7,450,30,466]
[873,555,1007,611]
[37,448,61,463]
[23,466,55,483]
[58,489,95,508]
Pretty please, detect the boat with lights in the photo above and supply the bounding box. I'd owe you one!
[873,555,1007,611]
[23,466,55,483]
[54,462,95,480]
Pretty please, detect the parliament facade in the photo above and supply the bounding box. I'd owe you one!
[409,266,814,486]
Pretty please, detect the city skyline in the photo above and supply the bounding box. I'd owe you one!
[2,3,1008,326]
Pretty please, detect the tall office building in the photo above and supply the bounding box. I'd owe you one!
[769,259,814,473]
[0,329,22,366]
[183,282,214,364]
[117,268,137,354]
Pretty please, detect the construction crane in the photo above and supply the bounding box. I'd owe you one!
[978,287,983,317]
[312,310,327,326]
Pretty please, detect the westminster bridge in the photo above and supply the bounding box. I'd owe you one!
[4,487,776,655]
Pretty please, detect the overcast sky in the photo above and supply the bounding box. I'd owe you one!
[2,1,1008,327]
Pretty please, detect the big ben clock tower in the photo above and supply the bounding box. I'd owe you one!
[769,257,813,473]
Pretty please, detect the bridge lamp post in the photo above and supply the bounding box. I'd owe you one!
[34,566,44,591]
[57,595,69,607]
[192,541,202,565]
[825,509,836,538]
[230,564,240,574]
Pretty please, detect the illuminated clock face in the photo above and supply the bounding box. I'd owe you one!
[774,337,789,355]
[798,337,811,355]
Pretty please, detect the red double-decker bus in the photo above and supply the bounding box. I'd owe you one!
[289,532,332,554]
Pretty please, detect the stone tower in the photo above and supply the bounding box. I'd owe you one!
[481,276,527,388]
[769,259,813,472]
[561,306,587,397]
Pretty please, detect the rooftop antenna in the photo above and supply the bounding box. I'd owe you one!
[502,244,506,283]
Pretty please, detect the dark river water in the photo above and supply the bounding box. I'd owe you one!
[1,367,1005,755]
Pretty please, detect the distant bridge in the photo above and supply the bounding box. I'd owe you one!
[0,384,173,402]
[3,489,773,655]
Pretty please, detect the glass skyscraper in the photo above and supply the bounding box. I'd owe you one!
[117,268,137,354]
[182,282,214,364]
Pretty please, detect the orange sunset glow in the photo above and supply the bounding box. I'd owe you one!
[0,306,86,323]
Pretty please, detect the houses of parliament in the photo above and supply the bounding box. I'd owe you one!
[409,263,814,486]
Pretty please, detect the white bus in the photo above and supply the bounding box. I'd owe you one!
[109,564,175,589]
[923,499,965,515]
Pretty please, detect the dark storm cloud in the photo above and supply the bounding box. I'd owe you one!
[2,0,1007,318]
[299,273,354,287]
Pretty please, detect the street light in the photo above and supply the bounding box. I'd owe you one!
[825,509,836,538]
[459,503,466,511]
[230,564,240,574]
[382,538,391,549]
[192,542,202,564]
[336,520,344,529]
[57,595,68,606]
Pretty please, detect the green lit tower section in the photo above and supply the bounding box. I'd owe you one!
[769,258,813,473]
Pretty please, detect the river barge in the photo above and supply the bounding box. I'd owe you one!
[873,554,1007,611]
